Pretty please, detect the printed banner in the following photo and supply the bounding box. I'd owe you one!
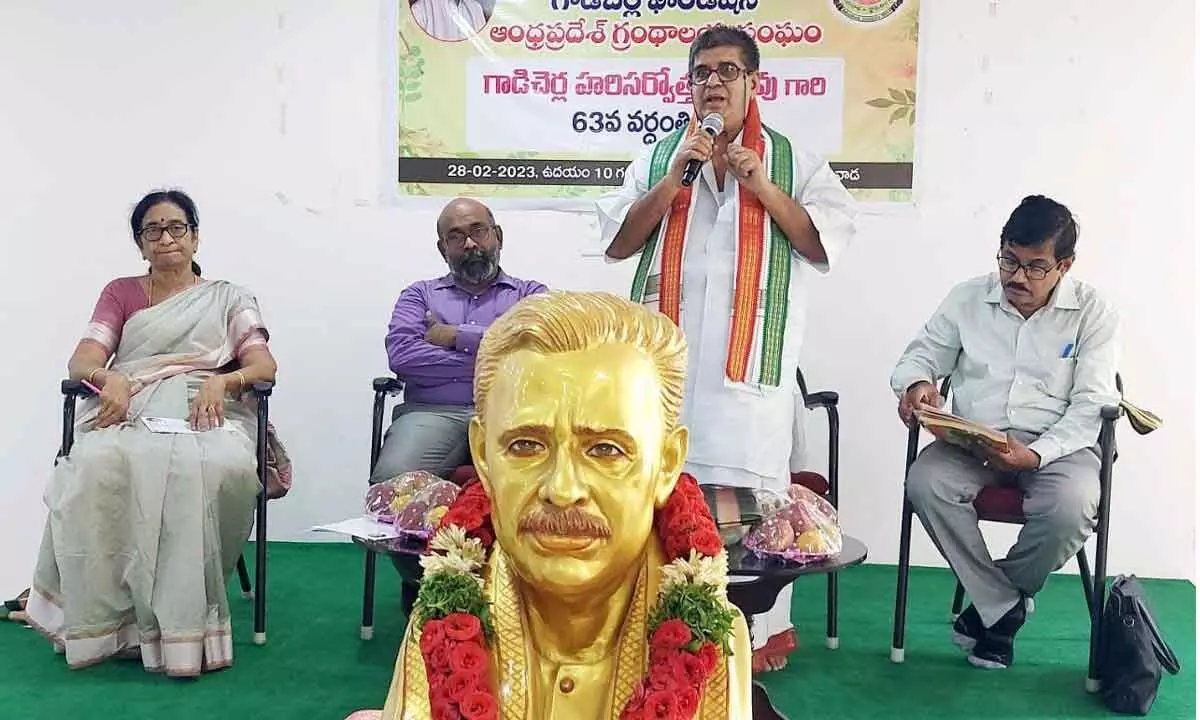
[394,0,920,205]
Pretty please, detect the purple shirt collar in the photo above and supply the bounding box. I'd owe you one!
[433,270,517,292]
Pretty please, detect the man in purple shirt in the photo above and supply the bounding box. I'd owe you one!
[372,198,548,483]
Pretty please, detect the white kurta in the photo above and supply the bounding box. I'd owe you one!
[597,137,858,648]
[411,0,487,42]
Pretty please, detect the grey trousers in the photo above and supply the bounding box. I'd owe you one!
[369,404,474,484]
[905,432,1100,628]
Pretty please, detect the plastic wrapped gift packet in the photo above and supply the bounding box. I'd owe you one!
[743,484,842,564]
[364,470,442,524]
[700,484,793,547]
[393,479,462,538]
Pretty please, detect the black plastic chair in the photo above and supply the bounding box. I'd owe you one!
[793,368,843,650]
[58,378,275,645]
[890,374,1123,693]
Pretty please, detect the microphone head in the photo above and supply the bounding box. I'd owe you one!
[700,112,724,137]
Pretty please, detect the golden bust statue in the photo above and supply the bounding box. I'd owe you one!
[359,291,751,720]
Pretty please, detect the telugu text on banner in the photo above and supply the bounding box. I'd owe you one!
[394,0,920,205]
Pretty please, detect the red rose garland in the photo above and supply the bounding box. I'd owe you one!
[619,474,729,719]
[416,474,731,720]
[439,481,495,549]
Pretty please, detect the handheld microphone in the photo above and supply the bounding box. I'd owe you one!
[681,113,724,187]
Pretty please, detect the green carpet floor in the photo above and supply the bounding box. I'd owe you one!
[0,542,1193,719]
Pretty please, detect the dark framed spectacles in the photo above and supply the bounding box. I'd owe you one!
[443,224,496,246]
[689,62,748,86]
[996,254,1059,281]
[139,222,192,243]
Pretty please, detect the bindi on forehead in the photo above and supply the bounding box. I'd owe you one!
[144,203,187,225]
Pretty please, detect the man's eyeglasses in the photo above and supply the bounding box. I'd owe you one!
[139,222,192,243]
[689,62,749,86]
[443,224,496,246]
[996,254,1061,281]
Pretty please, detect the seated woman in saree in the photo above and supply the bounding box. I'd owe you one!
[24,189,281,678]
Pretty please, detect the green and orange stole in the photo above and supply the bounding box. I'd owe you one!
[629,98,795,388]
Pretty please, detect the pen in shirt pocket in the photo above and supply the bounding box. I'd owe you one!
[1060,342,1074,358]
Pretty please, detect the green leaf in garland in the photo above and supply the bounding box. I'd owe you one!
[866,98,893,108]
[888,88,906,103]
[904,89,916,103]
[412,571,494,639]
[648,584,737,654]
[890,107,907,124]
[908,107,916,126]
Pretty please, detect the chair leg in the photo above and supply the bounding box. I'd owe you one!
[236,555,252,598]
[253,524,267,646]
[1076,548,1095,618]
[1087,423,1115,694]
[950,580,965,621]
[362,550,377,640]
[891,499,914,663]
[825,572,839,650]
[252,393,270,647]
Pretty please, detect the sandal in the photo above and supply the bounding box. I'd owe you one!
[751,629,798,673]
[2,589,29,624]
[3,588,28,612]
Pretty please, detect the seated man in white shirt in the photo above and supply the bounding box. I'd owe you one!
[889,195,1120,671]
[411,0,487,42]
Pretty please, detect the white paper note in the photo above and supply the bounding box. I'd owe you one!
[141,416,201,434]
[140,416,239,435]
[310,517,399,541]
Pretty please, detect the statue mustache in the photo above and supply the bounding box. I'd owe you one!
[518,509,612,539]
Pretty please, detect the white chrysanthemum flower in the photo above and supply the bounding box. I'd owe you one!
[420,552,480,576]
[427,526,486,571]
[658,561,691,591]
[658,549,731,596]
[693,549,729,590]
[429,526,468,553]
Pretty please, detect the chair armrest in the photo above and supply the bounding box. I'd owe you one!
[1100,404,1123,422]
[61,379,95,398]
[250,381,274,397]
[803,390,839,409]
[373,376,404,394]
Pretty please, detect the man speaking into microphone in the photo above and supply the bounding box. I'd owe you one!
[596,24,858,673]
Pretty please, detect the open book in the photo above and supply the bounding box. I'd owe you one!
[915,406,1009,454]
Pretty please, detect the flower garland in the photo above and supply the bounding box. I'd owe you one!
[412,474,736,720]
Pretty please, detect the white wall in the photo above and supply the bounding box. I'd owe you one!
[0,0,1194,595]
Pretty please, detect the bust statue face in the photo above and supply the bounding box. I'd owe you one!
[469,341,687,598]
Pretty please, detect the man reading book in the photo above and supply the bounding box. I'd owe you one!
[889,195,1120,670]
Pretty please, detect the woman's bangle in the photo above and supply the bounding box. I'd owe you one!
[232,371,247,393]
[87,368,105,384]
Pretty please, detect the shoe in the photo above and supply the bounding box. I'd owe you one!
[951,605,984,653]
[967,599,1027,670]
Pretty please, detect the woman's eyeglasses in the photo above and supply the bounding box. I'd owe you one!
[139,222,192,243]
[689,62,748,86]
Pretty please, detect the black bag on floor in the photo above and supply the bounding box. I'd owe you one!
[1096,575,1181,715]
